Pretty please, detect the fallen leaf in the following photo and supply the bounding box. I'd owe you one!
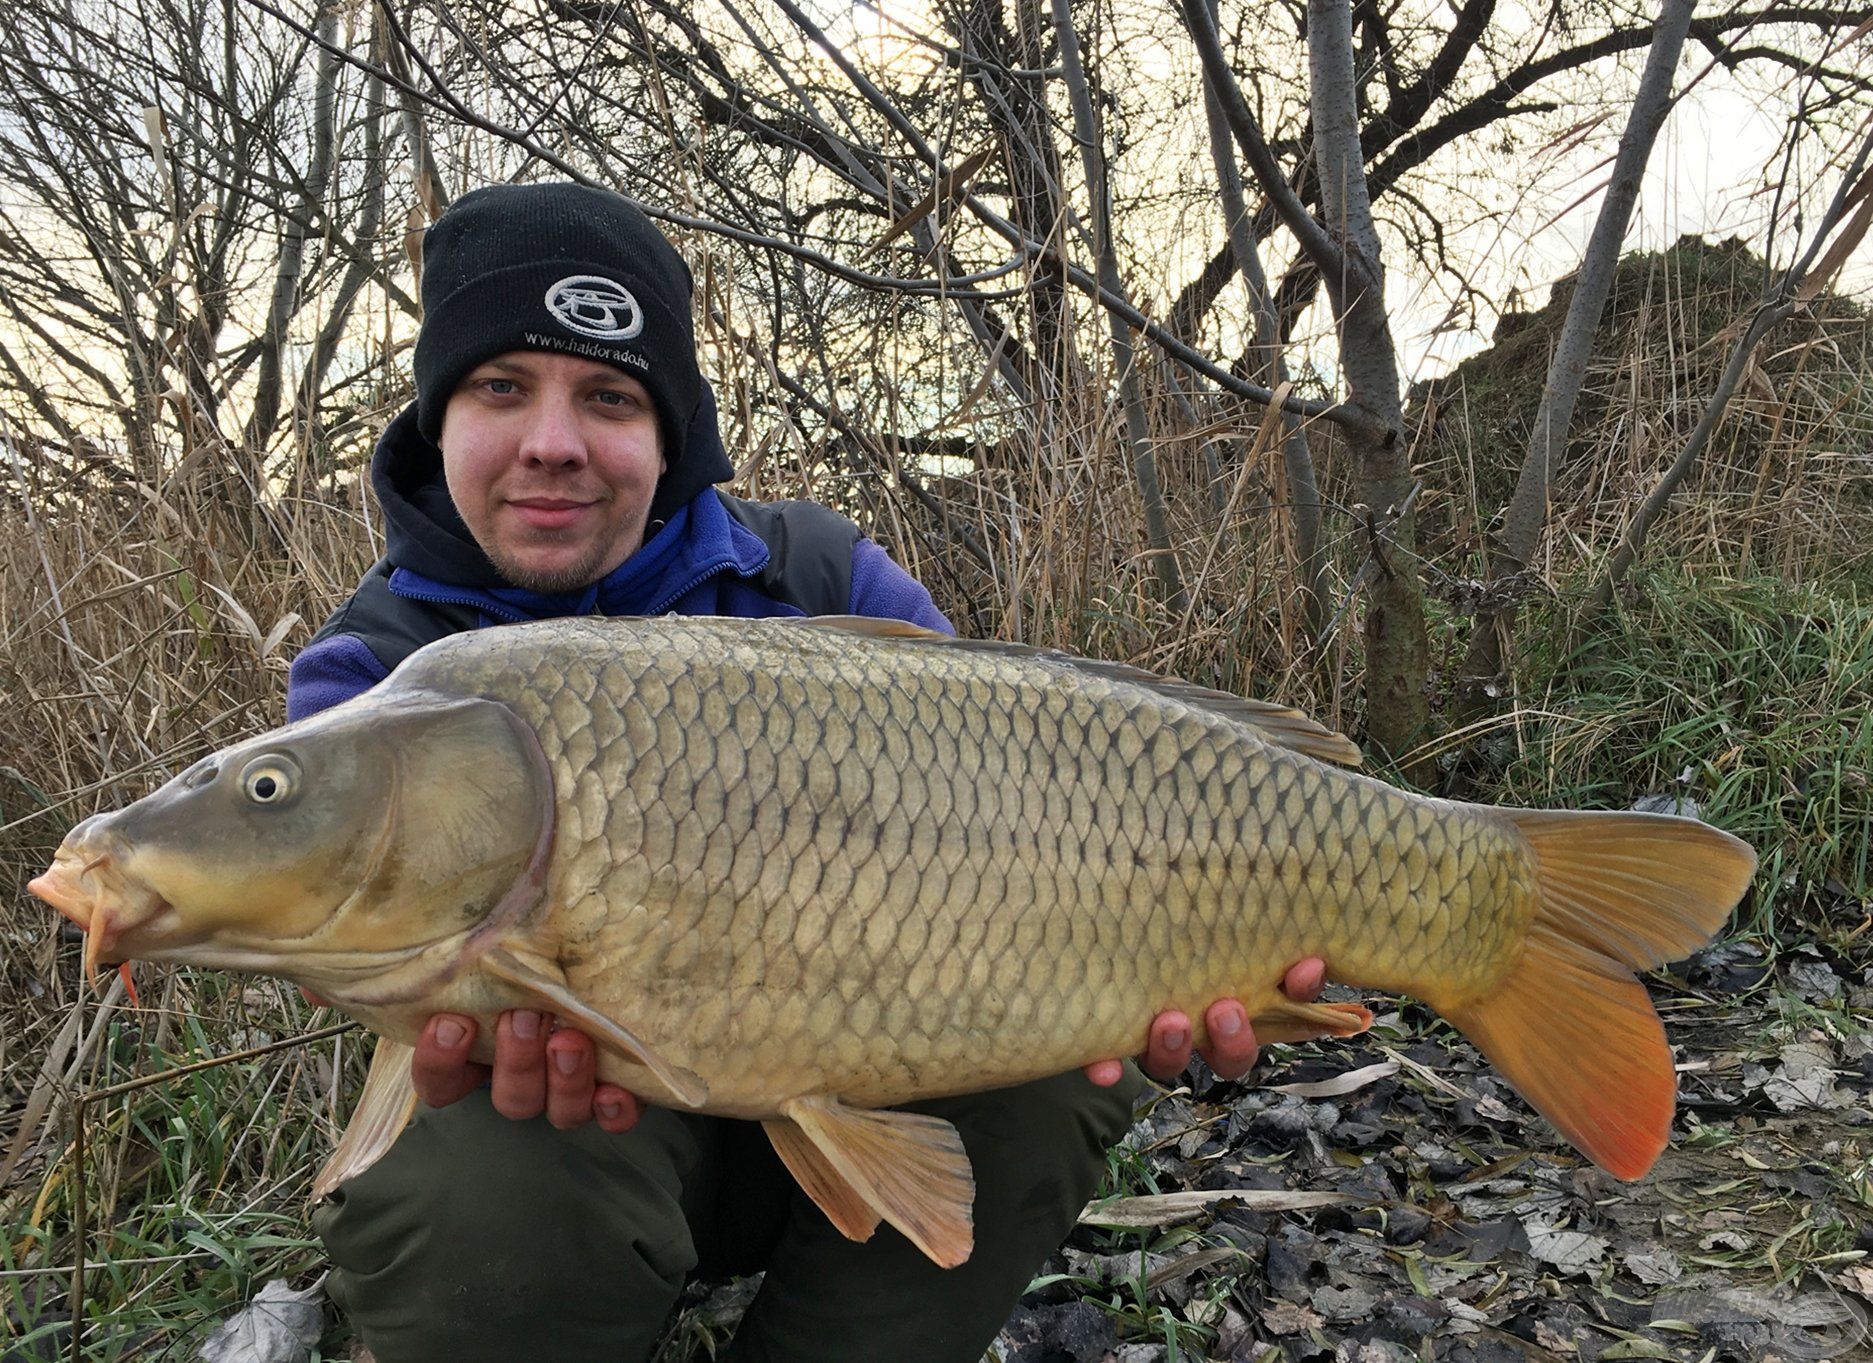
[1268,1061,1400,1099]
[1260,1299,1323,1336]
[1522,1218,1610,1276]
[1622,1247,1683,1285]
[1309,1283,1379,1322]
[1597,1341,1681,1359]
[1835,1264,1873,1302]
[197,1277,325,1363]
[1787,960,1843,1001]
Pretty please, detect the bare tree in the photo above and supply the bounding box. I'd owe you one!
[1452,0,1698,711]
[0,0,405,508]
[1,0,1861,746]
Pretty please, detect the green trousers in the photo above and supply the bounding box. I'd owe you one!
[314,1066,1141,1363]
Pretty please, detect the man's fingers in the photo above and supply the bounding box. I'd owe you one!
[1139,1010,1195,1081]
[594,1084,643,1133]
[1199,999,1261,1081]
[490,1009,550,1120]
[1283,957,1327,1002]
[411,1014,483,1108]
[544,1028,597,1130]
[1081,1058,1127,1088]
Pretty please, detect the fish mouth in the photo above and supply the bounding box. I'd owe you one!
[29,843,173,987]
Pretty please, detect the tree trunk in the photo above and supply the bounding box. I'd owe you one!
[1307,0,1428,763]
[250,0,342,453]
[1199,0,1324,638]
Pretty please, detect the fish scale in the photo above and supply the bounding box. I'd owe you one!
[31,613,1757,1267]
[395,617,1521,1113]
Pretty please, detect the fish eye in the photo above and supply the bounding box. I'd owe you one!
[240,756,300,806]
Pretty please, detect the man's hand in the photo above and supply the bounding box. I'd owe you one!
[302,989,641,1133]
[412,1012,643,1132]
[1082,957,1328,1088]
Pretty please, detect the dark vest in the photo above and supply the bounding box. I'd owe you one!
[311,492,859,675]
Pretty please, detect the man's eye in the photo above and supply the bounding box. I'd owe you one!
[595,390,636,408]
[484,378,517,395]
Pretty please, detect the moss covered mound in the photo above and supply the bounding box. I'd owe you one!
[1409,234,1873,586]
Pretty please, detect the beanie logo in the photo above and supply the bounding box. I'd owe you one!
[545,275,644,341]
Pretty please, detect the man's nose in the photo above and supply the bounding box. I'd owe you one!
[517,395,588,468]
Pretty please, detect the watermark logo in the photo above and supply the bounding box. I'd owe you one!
[545,275,643,340]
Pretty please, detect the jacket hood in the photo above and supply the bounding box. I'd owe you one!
[371,380,737,588]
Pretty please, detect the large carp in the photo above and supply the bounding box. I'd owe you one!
[31,616,1755,1266]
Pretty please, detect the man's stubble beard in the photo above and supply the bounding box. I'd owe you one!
[485,528,634,595]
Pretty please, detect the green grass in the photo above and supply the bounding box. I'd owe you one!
[1,977,357,1361]
[1472,568,1873,940]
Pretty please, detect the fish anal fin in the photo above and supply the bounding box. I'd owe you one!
[762,1117,883,1243]
[779,1095,975,1268]
[1246,998,1373,1046]
[312,1039,417,1201]
[481,944,708,1109]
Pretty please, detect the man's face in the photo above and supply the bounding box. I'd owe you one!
[440,351,666,593]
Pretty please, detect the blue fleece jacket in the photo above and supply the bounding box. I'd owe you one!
[288,403,951,722]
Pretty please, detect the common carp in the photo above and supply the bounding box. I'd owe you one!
[30,615,1755,1266]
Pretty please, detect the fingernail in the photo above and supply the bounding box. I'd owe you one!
[435,1019,466,1048]
[1164,1028,1186,1051]
[512,1010,541,1040]
[552,1046,579,1076]
[1214,1010,1242,1038]
[597,1099,622,1120]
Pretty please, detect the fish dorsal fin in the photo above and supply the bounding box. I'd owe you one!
[799,617,1362,767]
[482,944,709,1109]
[312,1038,417,1200]
[774,1094,975,1268]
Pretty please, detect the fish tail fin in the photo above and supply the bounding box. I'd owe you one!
[1440,811,1755,1180]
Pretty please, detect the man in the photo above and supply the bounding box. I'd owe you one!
[290,181,1324,1363]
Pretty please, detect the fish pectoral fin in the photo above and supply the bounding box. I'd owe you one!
[777,1095,975,1269]
[481,945,709,1109]
[1248,998,1374,1045]
[312,1039,417,1201]
[762,1117,883,1243]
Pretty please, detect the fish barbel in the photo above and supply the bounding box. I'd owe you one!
[30,616,1756,1266]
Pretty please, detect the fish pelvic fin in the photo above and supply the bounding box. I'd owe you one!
[1443,810,1756,1181]
[762,1117,883,1244]
[482,945,709,1109]
[312,1039,417,1201]
[774,1095,975,1268]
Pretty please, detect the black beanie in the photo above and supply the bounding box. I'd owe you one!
[414,182,702,467]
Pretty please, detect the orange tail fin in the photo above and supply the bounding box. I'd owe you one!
[1441,811,1756,1180]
